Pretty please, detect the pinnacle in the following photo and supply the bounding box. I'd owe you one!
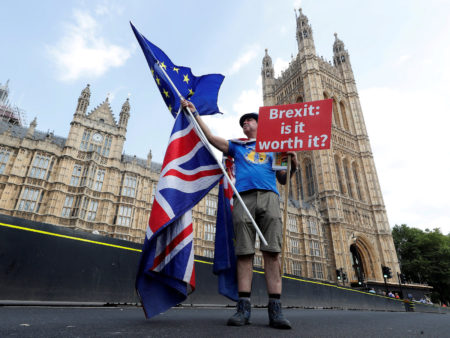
[30,117,37,127]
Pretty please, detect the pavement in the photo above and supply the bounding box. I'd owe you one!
[0,305,449,337]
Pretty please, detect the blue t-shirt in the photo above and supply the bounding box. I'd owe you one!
[228,140,279,195]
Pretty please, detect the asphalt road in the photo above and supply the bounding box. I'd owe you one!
[0,306,448,337]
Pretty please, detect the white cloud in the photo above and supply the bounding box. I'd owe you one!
[274,57,289,77]
[47,9,132,82]
[227,44,260,76]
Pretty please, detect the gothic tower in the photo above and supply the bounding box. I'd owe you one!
[261,49,276,106]
[262,9,400,287]
[66,86,130,161]
[296,8,316,56]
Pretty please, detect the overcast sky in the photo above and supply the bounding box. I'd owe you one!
[2,0,449,234]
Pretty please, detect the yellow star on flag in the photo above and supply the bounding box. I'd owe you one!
[188,88,194,96]
[183,74,190,84]
[173,67,179,73]
[156,76,160,85]
[168,104,172,112]
[163,89,170,98]
[160,62,167,70]
[150,68,154,75]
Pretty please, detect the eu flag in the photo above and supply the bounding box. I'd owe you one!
[131,23,225,117]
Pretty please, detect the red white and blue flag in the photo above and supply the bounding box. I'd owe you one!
[213,157,238,301]
[136,112,223,318]
[132,23,227,318]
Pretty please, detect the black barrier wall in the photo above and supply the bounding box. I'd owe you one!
[1,214,447,314]
[0,214,141,304]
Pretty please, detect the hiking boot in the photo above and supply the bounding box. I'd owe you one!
[268,299,292,329]
[227,299,251,326]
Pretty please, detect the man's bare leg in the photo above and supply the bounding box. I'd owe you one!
[262,251,281,294]
[237,254,254,292]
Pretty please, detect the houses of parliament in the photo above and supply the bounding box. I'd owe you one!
[0,10,400,287]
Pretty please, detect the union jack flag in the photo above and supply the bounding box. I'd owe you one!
[136,112,223,319]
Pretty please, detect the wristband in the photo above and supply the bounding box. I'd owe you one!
[191,110,199,117]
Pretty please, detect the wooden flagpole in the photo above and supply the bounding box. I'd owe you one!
[281,154,292,276]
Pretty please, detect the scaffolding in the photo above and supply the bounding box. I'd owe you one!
[0,80,27,126]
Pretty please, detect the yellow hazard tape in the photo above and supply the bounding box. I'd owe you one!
[0,222,142,252]
[0,221,405,302]
[282,274,405,301]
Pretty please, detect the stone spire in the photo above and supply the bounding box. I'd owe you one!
[333,33,350,66]
[147,150,152,168]
[75,84,90,116]
[333,33,354,78]
[296,8,316,55]
[26,117,37,138]
[262,49,274,79]
[261,49,276,106]
[119,98,130,129]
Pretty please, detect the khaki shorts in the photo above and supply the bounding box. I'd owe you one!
[232,190,282,256]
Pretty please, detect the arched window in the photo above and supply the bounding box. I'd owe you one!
[334,156,344,194]
[304,159,315,197]
[332,98,341,128]
[296,96,304,103]
[352,163,363,201]
[343,160,353,198]
[339,102,350,131]
[296,168,304,201]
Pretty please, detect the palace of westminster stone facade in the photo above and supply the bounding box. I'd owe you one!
[0,10,400,286]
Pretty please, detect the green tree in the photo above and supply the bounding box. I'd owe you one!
[392,224,450,304]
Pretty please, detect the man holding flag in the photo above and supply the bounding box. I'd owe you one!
[132,22,296,329]
[182,100,297,330]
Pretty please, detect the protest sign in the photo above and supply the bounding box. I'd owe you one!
[255,99,333,152]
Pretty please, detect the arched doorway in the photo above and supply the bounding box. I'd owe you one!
[350,244,365,285]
